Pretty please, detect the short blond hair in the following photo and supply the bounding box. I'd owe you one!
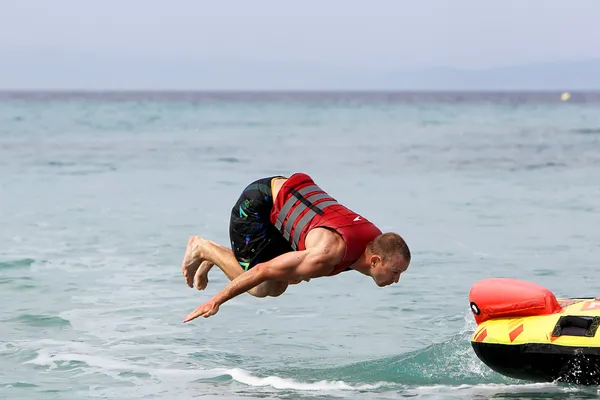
[367,232,411,263]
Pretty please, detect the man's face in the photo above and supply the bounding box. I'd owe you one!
[372,254,409,287]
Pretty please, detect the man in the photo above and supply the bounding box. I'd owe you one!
[181,172,411,323]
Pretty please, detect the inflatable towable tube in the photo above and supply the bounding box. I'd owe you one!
[469,278,600,385]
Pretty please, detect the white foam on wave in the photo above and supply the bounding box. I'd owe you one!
[459,310,477,335]
[23,344,387,392]
[22,338,598,398]
[24,347,134,371]
[222,368,384,391]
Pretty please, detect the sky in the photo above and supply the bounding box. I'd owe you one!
[2,0,600,90]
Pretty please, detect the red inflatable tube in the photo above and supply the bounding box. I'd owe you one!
[469,278,562,325]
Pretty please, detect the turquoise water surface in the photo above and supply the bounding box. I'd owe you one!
[1,92,600,399]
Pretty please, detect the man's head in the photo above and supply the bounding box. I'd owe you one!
[366,232,411,287]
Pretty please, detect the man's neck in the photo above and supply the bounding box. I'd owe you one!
[350,251,372,277]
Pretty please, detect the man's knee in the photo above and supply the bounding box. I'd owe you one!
[267,281,288,297]
[249,286,269,298]
[248,281,287,298]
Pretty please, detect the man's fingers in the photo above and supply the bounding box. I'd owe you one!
[183,307,203,323]
[183,302,218,323]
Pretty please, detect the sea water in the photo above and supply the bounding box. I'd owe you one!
[1,91,600,399]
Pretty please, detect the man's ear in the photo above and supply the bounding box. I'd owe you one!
[369,254,381,268]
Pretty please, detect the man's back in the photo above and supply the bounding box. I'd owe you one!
[268,172,382,275]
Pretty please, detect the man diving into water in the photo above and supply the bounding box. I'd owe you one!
[181,172,411,322]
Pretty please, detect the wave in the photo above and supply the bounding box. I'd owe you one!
[269,330,515,387]
[18,326,600,399]
[571,128,600,134]
[9,314,71,328]
[0,258,36,270]
[21,322,508,389]
[22,343,596,399]
[23,347,378,392]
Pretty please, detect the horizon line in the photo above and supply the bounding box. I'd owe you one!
[1,89,597,93]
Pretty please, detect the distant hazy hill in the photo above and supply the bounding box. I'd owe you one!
[1,47,599,91]
[384,59,600,91]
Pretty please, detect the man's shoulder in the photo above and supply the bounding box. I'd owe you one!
[306,225,343,242]
[305,227,346,257]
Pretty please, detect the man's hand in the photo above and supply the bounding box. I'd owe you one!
[183,299,220,322]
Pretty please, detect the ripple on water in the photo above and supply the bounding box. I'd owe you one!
[8,314,72,328]
[0,258,37,269]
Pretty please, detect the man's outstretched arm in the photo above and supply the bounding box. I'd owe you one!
[182,248,335,322]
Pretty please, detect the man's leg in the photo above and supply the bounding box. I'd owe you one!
[182,236,287,298]
[182,176,290,297]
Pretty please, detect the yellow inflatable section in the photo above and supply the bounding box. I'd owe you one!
[473,298,600,348]
[469,278,600,385]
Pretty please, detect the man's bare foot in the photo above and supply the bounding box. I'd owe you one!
[181,236,208,288]
[194,260,214,290]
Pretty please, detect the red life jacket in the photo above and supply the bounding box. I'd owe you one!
[269,173,382,276]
